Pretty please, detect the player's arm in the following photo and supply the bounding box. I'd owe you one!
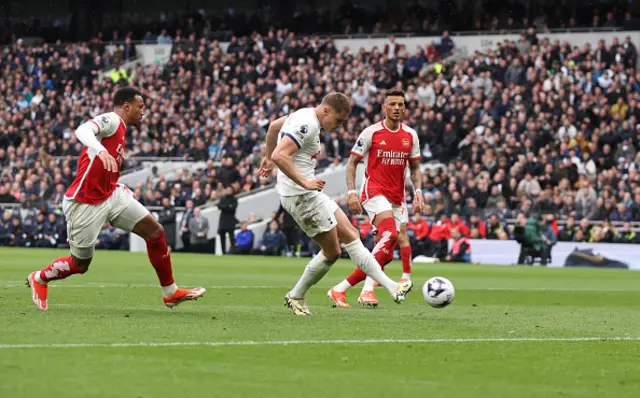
[346,129,372,214]
[409,159,424,213]
[346,154,363,214]
[75,118,118,172]
[408,130,423,213]
[266,115,287,160]
[271,136,325,191]
[259,115,288,177]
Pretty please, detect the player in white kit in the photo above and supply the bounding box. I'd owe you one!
[260,93,413,315]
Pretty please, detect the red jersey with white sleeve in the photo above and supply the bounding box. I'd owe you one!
[350,121,420,206]
[65,112,127,205]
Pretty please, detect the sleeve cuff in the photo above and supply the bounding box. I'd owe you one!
[284,133,301,149]
[350,151,363,158]
[89,120,101,133]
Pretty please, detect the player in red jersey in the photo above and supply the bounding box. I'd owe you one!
[328,89,423,308]
[27,87,205,311]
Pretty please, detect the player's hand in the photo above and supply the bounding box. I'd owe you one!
[347,192,362,215]
[412,193,424,214]
[303,179,325,191]
[98,151,118,173]
[258,158,274,177]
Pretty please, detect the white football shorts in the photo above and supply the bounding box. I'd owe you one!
[62,184,150,259]
[281,190,339,238]
[362,195,407,232]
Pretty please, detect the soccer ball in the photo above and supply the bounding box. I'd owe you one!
[422,277,455,308]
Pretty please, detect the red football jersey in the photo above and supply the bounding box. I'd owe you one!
[351,121,420,206]
[65,112,127,205]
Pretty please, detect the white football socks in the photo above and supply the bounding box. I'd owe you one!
[34,272,46,285]
[402,273,411,280]
[289,252,335,299]
[333,279,352,293]
[344,240,397,293]
[162,283,178,297]
[361,276,376,292]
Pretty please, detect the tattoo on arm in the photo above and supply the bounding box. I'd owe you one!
[409,160,422,193]
[346,155,361,191]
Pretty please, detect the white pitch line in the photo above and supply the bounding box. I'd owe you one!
[2,283,290,289]
[1,282,638,292]
[0,336,638,350]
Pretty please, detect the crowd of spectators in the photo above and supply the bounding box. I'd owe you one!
[2,0,635,45]
[2,13,640,255]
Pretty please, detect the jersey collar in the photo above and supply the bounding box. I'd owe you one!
[382,120,401,133]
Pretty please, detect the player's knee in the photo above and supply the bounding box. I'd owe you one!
[146,222,164,240]
[73,256,92,272]
[155,223,165,236]
[398,228,408,243]
[322,240,342,262]
[325,249,341,263]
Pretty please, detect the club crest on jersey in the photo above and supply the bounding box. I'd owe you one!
[295,124,308,140]
[402,138,410,147]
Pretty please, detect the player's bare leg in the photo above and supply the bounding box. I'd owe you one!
[331,211,400,307]
[27,254,92,311]
[131,214,205,308]
[330,209,411,305]
[286,228,341,316]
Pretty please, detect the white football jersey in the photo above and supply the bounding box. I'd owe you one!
[276,108,322,197]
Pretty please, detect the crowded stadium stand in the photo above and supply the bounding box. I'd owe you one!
[3,0,640,263]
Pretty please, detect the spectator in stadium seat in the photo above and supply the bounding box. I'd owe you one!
[468,214,487,239]
[9,215,28,247]
[233,222,254,255]
[449,213,470,237]
[33,212,55,248]
[356,215,375,251]
[428,214,451,259]
[219,156,240,189]
[485,185,505,212]
[558,216,579,242]
[575,180,598,219]
[573,228,587,243]
[157,197,177,251]
[179,200,195,252]
[406,214,429,256]
[439,31,455,57]
[615,222,637,243]
[609,202,633,222]
[274,204,298,254]
[541,214,558,253]
[599,219,618,242]
[444,228,471,263]
[189,207,210,253]
[218,187,238,254]
[0,210,13,246]
[517,173,542,200]
[252,221,286,256]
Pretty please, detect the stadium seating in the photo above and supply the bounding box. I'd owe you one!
[2,11,640,254]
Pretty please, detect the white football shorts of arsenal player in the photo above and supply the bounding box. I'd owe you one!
[350,121,420,230]
[63,112,149,259]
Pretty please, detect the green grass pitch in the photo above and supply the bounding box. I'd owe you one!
[1,247,640,397]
